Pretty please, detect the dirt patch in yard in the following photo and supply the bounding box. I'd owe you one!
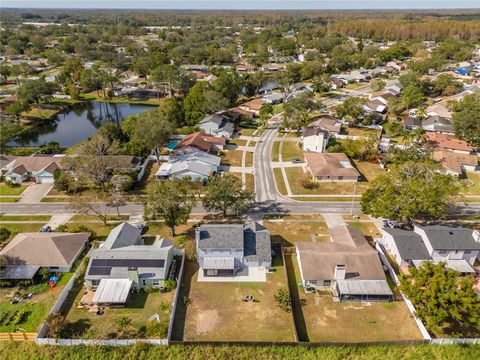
[195,310,220,335]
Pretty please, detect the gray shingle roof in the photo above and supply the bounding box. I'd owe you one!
[197,224,245,249]
[416,225,480,250]
[383,228,432,260]
[103,222,142,249]
[243,222,272,263]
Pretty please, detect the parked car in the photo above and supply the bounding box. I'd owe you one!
[39,225,52,233]
[385,220,400,229]
[292,158,304,164]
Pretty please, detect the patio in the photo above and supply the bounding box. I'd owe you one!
[197,266,267,282]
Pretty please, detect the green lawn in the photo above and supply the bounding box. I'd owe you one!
[0,273,73,332]
[0,215,51,222]
[285,254,422,342]
[0,223,44,246]
[63,282,175,339]
[20,107,60,119]
[264,217,329,247]
[179,253,294,342]
[0,183,27,196]
[82,90,162,106]
[462,172,480,196]
[272,141,281,162]
[285,167,369,195]
[353,160,385,182]
[273,168,288,195]
[281,141,303,162]
[343,127,381,138]
[0,197,20,202]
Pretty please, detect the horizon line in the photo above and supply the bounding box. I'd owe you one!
[1,7,479,11]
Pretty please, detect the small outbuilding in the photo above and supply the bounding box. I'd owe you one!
[91,278,133,306]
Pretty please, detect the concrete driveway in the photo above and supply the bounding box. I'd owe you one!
[19,183,52,203]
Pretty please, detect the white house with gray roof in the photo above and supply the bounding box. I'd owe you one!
[155,150,220,181]
[84,222,176,290]
[195,222,272,280]
[380,225,480,273]
[198,113,235,138]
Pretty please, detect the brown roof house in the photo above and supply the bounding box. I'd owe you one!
[1,155,64,184]
[239,98,264,115]
[304,152,360,182]
[0,232,89,281]
[296,225,392,302]
[432,149,479,176]
[424,133,473,154]
[174,131,226,154]
[312,115,342,134]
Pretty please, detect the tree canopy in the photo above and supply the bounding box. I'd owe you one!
[452,93,480,147]
[361,162,461,223]
[399,261,480,336]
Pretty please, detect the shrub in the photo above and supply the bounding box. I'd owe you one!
[300,176,319,190]
[145,321,168,338]
[56,224,68,232]
[72,225,96,240]
[27,283,49,295]
[274,288,292,313]
[5,180,19,188]
[0,227,11,243]
[143,285,158,294]
[116,316,131,331]
[12,310,27,325]
[164,279,176,292]
[182,296,192,306]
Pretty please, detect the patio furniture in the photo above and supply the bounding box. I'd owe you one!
[243,295,254,302]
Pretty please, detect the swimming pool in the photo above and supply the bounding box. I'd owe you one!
[166,140,179,150]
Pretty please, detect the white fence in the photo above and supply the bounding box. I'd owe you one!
[36,338,167,346]
[167,252,186,342]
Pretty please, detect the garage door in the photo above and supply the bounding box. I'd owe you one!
[36,176,54,184]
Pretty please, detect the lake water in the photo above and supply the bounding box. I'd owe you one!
[10,101,155,148]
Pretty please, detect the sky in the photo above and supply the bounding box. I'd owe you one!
[2,0,479,10]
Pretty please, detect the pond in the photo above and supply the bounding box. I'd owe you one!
[10,101,156,148]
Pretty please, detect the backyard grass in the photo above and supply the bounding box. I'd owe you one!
[263,217,329,247]
[285,254,422,342]
[221,150,243,167]
[0,273,73,332]
[281,141,303,162]
[353,160,385,182]
[63,283,175,339]
[273,168,288,195]
[82,91,162,106]
[0,183,28,196]
[285,167,369,195]
[343,127,381,138]
[462,172,480,196]
[20,107,60,119]
[179,254,295,342]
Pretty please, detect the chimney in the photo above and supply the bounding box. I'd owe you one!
[127,267,139,286]
[334,264,346,280]
[473,230,480,243]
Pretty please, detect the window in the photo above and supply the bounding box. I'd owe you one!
[49,267,59,270]
[464,251,471,254]
[309,280,317,284]
[338,176,343,181]
[323,280,331,286]
[438,250,447,255]
[142,280,146,286]
[153,280,159,286]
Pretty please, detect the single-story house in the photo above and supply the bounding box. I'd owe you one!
[424,133,473,154]
[363,99,387,114]
[239,98,264,115]
[421,115,455,134]
[0,232,89,281]
[384,82,403,96]
[196,222,272,279]
[85,222,175,290]
[426,103,452,119]
[174,131,226,154]
[380,225,480,270]
[312,116,342,134]
[198,113,236,138]
[304,152,360,182]
[432,149,479,176]
[262,92,284,104]
[302,127,329,153]
[156,150,220,181]
[296,225,392,302]
[1,155,64,184]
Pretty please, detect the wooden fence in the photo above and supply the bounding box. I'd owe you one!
[0,332,37,341]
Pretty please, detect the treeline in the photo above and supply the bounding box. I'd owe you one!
[1,9,480,41]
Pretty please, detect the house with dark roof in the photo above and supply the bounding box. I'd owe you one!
[312,115,342,134]
[0,232,89,281]
[301,127,329,153]
[421,115,454,134]
[198,113,236,138]
[296,225,392,302]
[380,225,480,273]
[84,222,176,290]
[195,222,272,280]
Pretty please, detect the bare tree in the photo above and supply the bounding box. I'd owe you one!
[71,194,111,225]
